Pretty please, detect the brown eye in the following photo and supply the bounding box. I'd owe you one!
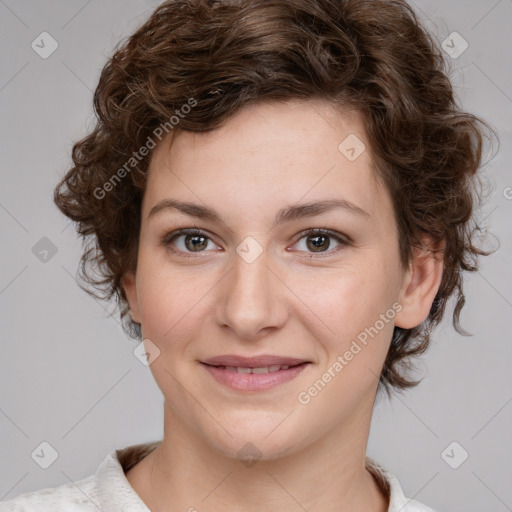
[293,229,348,256]
[306,233,331,252]
[183,234,209,252]
[162,228,218,256]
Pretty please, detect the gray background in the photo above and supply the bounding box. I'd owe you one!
[1,1,511,510]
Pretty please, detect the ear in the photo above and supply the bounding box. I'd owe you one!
[121,270,142,324]
[394,236,444,329]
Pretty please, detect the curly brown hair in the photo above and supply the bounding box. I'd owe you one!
[54,0,497,397]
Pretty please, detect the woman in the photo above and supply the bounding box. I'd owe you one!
[1,0,494,510]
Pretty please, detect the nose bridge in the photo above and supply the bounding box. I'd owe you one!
[216,239,285,338]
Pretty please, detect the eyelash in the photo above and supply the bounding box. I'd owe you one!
[161,225,350,259]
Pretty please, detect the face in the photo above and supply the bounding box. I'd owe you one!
[123,99,438,461]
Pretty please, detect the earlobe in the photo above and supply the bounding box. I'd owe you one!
[122,271,142,324]
[394,237,444,330]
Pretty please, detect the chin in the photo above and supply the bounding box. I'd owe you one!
[202,417,309,464]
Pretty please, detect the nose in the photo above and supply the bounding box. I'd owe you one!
[215,244,288,341]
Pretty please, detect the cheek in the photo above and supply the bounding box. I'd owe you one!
[293,270,397,416]
[294,265,397,358]
[135,263,208,344]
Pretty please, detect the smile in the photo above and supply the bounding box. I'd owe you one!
[214,364,292,373]
[200,361,310,391]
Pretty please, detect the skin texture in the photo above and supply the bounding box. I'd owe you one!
[122,99,443,512]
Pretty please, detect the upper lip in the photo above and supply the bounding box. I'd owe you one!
[201,355,310,368]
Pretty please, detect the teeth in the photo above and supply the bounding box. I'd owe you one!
[252,366,269,374]
[218,365,292,373]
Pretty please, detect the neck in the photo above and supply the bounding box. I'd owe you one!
[127,397,389,512]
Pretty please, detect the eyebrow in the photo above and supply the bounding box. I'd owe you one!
[148,198,371,227]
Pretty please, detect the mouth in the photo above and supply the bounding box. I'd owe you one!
[201,354,310,368]
[200,355,311,391]
[203,363,304,374]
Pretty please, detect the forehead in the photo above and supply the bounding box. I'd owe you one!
[143,99,387,226]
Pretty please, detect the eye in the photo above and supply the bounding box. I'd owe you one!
[162,227,220,257]
[161,227,349,258]
[291,228,348,256]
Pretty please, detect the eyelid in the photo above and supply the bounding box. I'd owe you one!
[293,227,350,245]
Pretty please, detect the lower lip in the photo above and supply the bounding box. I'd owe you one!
[201,363,310,391]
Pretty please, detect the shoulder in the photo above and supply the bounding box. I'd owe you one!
[365,456,438,512]
[0,442,159,512]
[0,475,96,511]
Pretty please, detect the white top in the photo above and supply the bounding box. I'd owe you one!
[0,442,436,511]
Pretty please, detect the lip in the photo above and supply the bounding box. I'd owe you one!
[201,354,310,367]
[200,354,311,392]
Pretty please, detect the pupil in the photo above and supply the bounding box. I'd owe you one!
[186,235,207,252]
[307,234,329,252]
